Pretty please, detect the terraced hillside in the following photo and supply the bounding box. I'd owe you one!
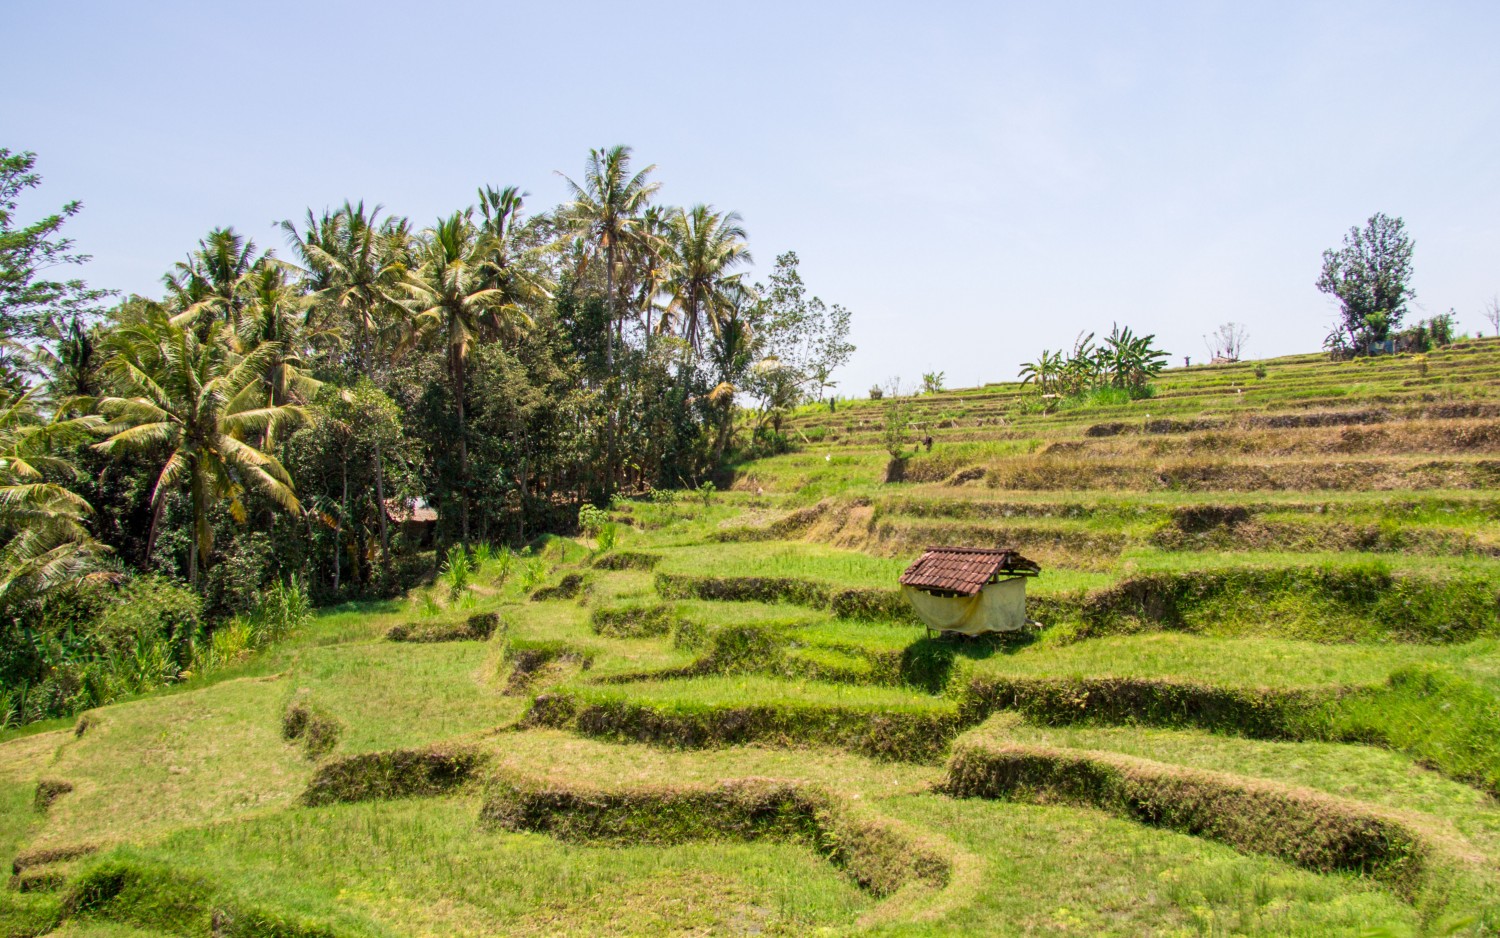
[3,340,1500,936]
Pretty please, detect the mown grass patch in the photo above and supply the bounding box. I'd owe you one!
[286,639,514,753]
[97,798,872,936]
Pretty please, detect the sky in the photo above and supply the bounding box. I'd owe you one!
[10,0,1500,394]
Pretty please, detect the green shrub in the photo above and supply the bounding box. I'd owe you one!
[531,573,585,602]
[281,700,342,759]
[578,503,609,537]
[590,603,675,638]
[246,575,312,646]
[94,576,203,661]
[590,551,661,571]
[526,691,962,763]
[385,611,501,643]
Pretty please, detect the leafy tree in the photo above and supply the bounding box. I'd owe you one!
[1317,212,1415,348]
[281,381,417,597]
[750,252,854,404]
[94,305,303,585]
[0,149,112,389]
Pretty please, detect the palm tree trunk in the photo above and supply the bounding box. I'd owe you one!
[604,240,616,371]
[144,494,167,569]
[455,348,470,549]
[373,440,389,571]
[604,239,617,495]
[362,338,391,576]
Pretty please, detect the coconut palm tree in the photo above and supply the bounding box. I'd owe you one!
[556,145,660,369]
[664,205,752,353]
[280,201,411,378]
[401,210,534,545]
[232,263,320,448]
[35,312,106,415]
[475,185,553,342]
[94,305,302,586]
[0,390,102,608]
[165,227,264,330]
[281,202,412,566]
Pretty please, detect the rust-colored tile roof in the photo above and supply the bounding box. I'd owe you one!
[899,546,1040,596]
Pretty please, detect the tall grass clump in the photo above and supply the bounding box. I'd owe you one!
[595,522,619,553]
[440,544,473,600]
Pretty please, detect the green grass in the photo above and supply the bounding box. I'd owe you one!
[958,633,1446,690]
[560,675,952,716]
[966,714,1500,855]
[874,795,1413,936]
[287,639,516,753]
[113,797,872,936]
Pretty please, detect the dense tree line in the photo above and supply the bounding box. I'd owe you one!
[0,145,853,723]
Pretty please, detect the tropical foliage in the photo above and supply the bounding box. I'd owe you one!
[1019,325,1168,399]
[0,145,856,726]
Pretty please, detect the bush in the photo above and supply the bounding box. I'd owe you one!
[594,522,618,553]
[578,503,609,538]
[386,611,501,643]
[94,576,203,663]
[531,573,585,602]
[526,690,963,763]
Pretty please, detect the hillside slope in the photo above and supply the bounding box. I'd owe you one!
[3,340,1500,937]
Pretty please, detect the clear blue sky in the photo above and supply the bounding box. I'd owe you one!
[11,1,1499,393]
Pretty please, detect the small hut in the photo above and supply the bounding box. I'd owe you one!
[385,498,438,548]
[899,546,1041,637]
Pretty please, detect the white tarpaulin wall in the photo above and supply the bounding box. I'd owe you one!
[902,576,1028,636]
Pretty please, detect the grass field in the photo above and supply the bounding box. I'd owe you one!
[3,339,1500,935]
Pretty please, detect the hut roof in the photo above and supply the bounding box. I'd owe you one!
[385,499,438,524]
[899,546,1040,596]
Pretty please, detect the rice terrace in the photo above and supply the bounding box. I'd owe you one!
[8,4,1500,936]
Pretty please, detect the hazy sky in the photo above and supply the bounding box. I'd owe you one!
[10,1,1499,393]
